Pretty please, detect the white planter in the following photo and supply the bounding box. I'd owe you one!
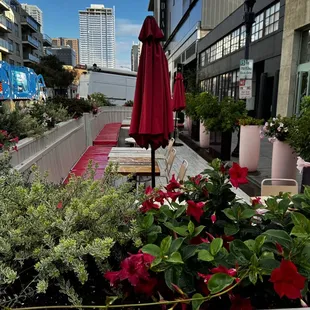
[271,140,297,179]
[239,125,261,172]
[186,116,192,135]
[199,122,210,148]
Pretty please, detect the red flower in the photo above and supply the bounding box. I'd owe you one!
[211,213,216,224]
[0,130,8,136]
[57,202,63,209]
[230,295,253,310]
[10,137,19,143]
[186,200,205,223]
[229,163,248,188]
[190,174,202,185]
[220,234,234,251]
[105,253,156,295]
[210,265,237,277]
[166,191,182,202]
[12,145,18,152]
[140,199,160,213]
[145,186,153,196]
[270,260,306,299]
[252,197,262,206]
[0,143,3,148]
[220,165,226,174]
[276,243,284,255]
[190,235,209,245]
[202,187,209,197]
[166,174,181,191]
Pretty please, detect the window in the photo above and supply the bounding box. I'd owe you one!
[14,23,19,37]
[205,48,210,64]
[223,34,231,56]
[300,29,310,65]
[215,40,223,60]
[200,51,205,67]
[231,28,240,53]
[210,44,216,62]
[15,43,20,56]
[265,2,280,35]
[8,39,13,52]
[240,25,246,48]
[251,12,264,42]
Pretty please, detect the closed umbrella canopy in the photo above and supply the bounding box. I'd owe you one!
[129,16,173,151]
[172,72,186,112]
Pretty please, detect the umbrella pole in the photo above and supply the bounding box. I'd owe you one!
[151,146,156,188]
[173,111,178,141]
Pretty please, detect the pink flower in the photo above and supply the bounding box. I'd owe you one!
[57,202,63,209]
[297,157,310,174]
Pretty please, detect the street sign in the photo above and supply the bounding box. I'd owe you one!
[239,59,253,79]
[239,79,252,99]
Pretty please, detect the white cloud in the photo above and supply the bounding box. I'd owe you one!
[116,18,141,37]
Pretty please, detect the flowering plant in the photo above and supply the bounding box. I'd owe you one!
[0,129,18,151]
[103,160,310,310]
[261,115,293,142]
[238,116,264,126]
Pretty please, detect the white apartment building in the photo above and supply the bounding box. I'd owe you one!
[21,3,43,33]
[79,4,116,68]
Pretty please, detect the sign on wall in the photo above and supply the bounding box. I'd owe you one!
[160,0,167,40]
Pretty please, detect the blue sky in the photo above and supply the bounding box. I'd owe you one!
[26,0,150,68]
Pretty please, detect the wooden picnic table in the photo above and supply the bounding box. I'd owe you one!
[108,147,165,159]
[108,157,160,176]
[121,119,131,127]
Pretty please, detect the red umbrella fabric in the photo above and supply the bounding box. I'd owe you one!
[172,72,186,111]
[129,16,174,151]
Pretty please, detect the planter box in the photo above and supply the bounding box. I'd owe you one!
[191,120,200,141]
[199,122,210,148]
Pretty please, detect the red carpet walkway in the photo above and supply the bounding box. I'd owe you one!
[64,123,121,183]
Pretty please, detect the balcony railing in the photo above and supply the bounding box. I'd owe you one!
[27,53,40,63]
[43,33,52,45]
[0,0,10,9]
[22,34,39,48]
[22,16,39,31]
[0,37,9,50]
[0,15,12,30]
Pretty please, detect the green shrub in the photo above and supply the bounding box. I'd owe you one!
[0,156,140,308]
[90,93,114,107]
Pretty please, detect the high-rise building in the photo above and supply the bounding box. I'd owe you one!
[52,37,80,65]
[79,4,115,68]
[21,3,43,33]
[45,46,76,67]
[131,41,142,72]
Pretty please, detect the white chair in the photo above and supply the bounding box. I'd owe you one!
[261,179,298,196]
[177,160,189,183]
[156,138,175,160]
[165,148,176,182]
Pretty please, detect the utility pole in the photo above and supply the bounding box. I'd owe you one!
[232,0,256,157]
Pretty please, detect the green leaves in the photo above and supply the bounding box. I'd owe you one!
[263,230,292,249]
[161,236,172,255]
[192,293,205,310]
[210,238,223,256]
[198,250,214,262]
[142,213,154,230]
[141,244,161,257]
[229,240,252,265]
[166,252,184,264]
[188,221,195,236]
[207,273,235,294]
[291,212,310,238]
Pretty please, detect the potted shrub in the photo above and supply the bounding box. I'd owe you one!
[238,116,264,172]
[197,96,246,160]
[262,115,296,180]
[288,97,310,192]
[185,92,200,140]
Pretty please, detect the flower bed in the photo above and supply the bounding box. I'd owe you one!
[2,156,310,309]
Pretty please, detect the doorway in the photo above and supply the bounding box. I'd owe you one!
[295,62,310,114]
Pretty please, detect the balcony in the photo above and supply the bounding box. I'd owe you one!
[23,53,40,64]
[22,34,39,49]
[0,15,12,32]
[0,37,9,53]
[43,33,52,46]
[21,15,39,32]
[0,0,10,11]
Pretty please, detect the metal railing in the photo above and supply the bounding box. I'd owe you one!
[22,35,39,48]
[43,33,52,45]
[24,53,40,63]
[0,38,9,50]
[0,15,12,30]
[25,16,39,31]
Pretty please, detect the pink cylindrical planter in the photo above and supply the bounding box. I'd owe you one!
[186,117,192,135]
[239,125,261,172]
[200,122,210,148]
[271,140,297,179]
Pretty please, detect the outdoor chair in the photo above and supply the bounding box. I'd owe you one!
[261,178,298,196]
[177,159,189,183]
[165,148,177,182]
[156,137,175,160]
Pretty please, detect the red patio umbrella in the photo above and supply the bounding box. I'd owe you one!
[172,72,186,145]
[129,16,174,188]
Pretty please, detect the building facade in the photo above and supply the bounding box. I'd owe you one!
[52,37,80,66]
[131,41,142,72]
[21,3,43,33]
[148,0,243,89]
[277,0,310,117]
[79,4,116,68]
[45,46,76,66]
[197,0,284,120]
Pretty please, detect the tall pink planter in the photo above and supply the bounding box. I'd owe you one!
[200,122,210,148]
[271,140,297,179]
[186,117,192,135]
[239,125,261,172]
